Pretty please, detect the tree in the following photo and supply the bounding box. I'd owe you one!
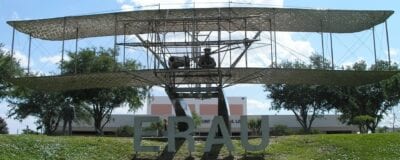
[329,60,398,133]
[265,55,334,134]
[0,43,23,101]
[353,115,374,133]
[0,116,8,134]
[191,111,202,129]
[61,48,147,135]
[149,120,164,137]
[8,90,66,135]
[325,60,400,133]
[248,118,261,136]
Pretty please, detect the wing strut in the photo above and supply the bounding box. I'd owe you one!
[231,31,262,68]
[135,34,168,69]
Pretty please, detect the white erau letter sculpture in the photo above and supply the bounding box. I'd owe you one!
[134,115,269,154]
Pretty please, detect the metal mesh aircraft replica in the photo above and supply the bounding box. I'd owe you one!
[6,7,397,131]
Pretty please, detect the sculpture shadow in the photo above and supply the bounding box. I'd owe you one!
[157,138,186,160]
[200,144,224,160]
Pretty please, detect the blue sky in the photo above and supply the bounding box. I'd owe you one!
[0,0,399,134]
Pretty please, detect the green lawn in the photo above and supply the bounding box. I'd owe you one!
[0,133,399,159]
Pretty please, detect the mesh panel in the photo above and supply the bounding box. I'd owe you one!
[7,7,393,41]
[7,68,398,91]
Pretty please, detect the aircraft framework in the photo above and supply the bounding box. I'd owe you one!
[6,7,397,132]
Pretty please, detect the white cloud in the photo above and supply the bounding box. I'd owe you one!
[118,0,283,11]
[246,99,270,115]
[1,46,29,67]
[121,4,134,11]
[10,11,20,20]
[13,50,30,67]
[116,0,126,4]
[39,55,69,65]
[388,48,399,57]
[151,86,167,96]
[341,57,365,69]
[275,32,315,63]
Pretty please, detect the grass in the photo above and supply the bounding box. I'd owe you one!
[0,133,399,159]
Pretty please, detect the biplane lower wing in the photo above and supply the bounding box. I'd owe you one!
[7,68,398,91]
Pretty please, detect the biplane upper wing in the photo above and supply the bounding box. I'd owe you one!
[7,68,398,91]
[7,7,393,41]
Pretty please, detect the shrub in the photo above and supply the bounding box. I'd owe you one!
[271,124,291,136]
[0,117,8,134]
[377,126,389,133]
[295,128,320,135]
[116,125,134,137]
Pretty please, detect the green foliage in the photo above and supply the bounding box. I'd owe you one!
[0,117,8,134]
[377,126,389,133]
[191,111,202,128]
[248,118,261,136]
[297,128,320,135]
[148,120,164,137]
[1,133,400,159]
[60,48,147,135]
[353,115,375,133]
[0,43,23,101]
[268,57,400,134]
[22,128,39,135]
[116,125,134,137]
[270,124,291,136]
[330,60,399,133]
[8,91,65,135]
[265,55,334,134]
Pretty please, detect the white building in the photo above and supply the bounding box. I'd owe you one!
[61,96,357,135]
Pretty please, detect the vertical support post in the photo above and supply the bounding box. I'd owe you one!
[229,18,232,67]
[114,14,118,70]
[244,18,248,68]
[320,20,325,68]
[385,21,391,68]
[61,17,66,74]
[27,34,32,75]
[10,27,15,70]
[273,30,277,68]
[123,23,127,66]
[218,9,222,85]
[329,33,334,70]
[269,19,273,67]
[372,27,377,65]
[273,12,277,68]
[74,27,79,74]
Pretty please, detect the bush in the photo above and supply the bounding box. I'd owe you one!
[22,128,39,135]
[0,117,8,134]
[296,128,320,135]
[116,125,134,137]
[271,124,291,136]
[377,126,389,133]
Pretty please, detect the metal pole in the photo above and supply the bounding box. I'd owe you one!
[114,14,118,68]
[320,33,325,68]
[218,9,222,85]
[10,27,15,70]
[61,17,66,73]
[385,21,391,68]
[274,30,277,68]
[228,7,232,67]
[329,33,334,70]
[321,20,325,68]
[27,34,32,75]
[123,24,126,66]
[269,19,273,67]
[273,13,277,68]
[74,27,79,74]
[244,18,248,68]
[372,27,377,65]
